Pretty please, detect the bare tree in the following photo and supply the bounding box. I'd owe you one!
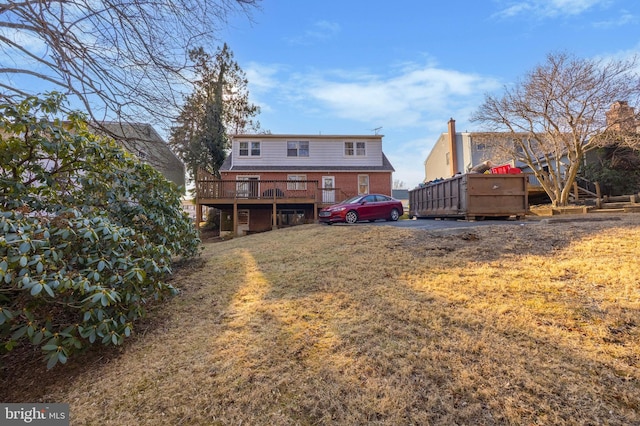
[471,52,640,207]
[393,179,406,190]
[0,0,260,126]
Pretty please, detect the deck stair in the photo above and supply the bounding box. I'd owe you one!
[595,194,640,213]
[569,177,640,212]
[529,176,640,215]
[569,176,600,204]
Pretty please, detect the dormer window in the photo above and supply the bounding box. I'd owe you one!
[345,141,366,156]
[287,141,309,157]
[239,141,260,157]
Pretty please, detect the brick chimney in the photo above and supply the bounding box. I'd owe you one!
[606,101,637,132]
[447,118,458,176]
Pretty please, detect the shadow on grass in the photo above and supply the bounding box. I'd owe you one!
[218,221,640,424]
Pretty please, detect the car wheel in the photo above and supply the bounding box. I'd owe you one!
[389,208,400,221]
[345,210,358,224]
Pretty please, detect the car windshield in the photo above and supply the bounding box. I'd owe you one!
[343,195,365,204]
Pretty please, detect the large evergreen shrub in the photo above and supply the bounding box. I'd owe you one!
[0,95,200,368]
[581,147,640,196]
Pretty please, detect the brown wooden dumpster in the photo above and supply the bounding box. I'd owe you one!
[409,174,528,220]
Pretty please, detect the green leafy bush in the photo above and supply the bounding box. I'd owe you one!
[0,94,200,368]
[581,147,640,196]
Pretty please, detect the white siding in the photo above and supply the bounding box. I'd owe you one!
[231,136,384,168]
[461,133,474,172]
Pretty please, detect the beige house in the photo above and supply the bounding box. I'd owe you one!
[424,102,639,195]
[423,119,516,182]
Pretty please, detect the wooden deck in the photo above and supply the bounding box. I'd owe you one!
[194,179,356,231]
[195,179,354,205]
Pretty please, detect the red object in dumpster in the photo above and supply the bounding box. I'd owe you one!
[508,167,522,174]
[490,164,511,174]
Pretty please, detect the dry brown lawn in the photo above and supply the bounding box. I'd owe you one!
[2,214,640,425]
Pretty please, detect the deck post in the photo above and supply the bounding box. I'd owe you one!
[233,202,238,236]
[196,201,202,229]
[272,202,277,230]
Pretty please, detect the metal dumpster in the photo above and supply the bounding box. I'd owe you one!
[409,173,528,220]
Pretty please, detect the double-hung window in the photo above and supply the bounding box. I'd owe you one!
[287,174,307,190]
[287,141,309,157]
[358,175,369,194]
[239,141,261,157]
[345,141,366,156]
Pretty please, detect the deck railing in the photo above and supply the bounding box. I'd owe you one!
[196,179,353,204]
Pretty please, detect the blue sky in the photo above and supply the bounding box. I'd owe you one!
[219,0,640,188]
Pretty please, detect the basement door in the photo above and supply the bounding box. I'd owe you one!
[237,209,250,235]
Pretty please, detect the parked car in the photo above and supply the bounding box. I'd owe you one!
[319,194,404,224]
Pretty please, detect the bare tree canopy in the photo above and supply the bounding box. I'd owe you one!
[471,52,640,206]
[0,0,260,125]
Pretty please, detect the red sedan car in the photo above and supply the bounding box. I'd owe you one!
[319,194,404,224]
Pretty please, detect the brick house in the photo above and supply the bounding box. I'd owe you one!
[196,134,395,235]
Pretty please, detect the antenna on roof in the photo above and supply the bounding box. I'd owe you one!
[371,126,382,135]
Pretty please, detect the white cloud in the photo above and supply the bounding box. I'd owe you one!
[245,62,283,93]
[306,20,340,40]
[285,20,341,45]
[299,65,500,128]
[0,28,47,67]
[242,60,504,186]
[493,0,608,19]
[593,10,637,28]
[593,43,640,75]
[245,62,292,113]
[244,60,501,131]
